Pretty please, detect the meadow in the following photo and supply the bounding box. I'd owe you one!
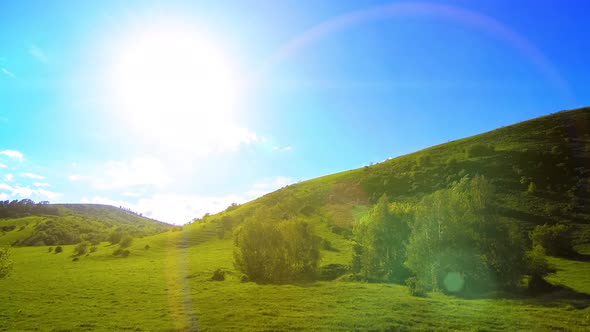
[1,225,589,331]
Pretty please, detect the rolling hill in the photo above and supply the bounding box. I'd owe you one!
[205,106,590,247]
[0,203,172,246]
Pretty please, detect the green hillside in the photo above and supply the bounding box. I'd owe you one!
[0,203,172,246]
[212,106,590,246]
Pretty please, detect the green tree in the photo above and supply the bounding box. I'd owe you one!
[0,246,13,279]
[529,223,573,256]
[406,176,527,293]
[119,235,133,248]
[74,241,90,256]
[233,208,320,283]
[353,194,412,281]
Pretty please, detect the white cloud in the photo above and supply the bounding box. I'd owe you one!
[68,174,83,181]
[4,174,13,182]
[29,45,48,63]
[0,193,8,200]
[0,182,61,201]
[93,157,170,190]
[0,149,23,161]
[0,163,6,168]
[272,146,293,152]
[0,67,15,78]
[33,182,50,187]
[246,176,293,199]
[21,172,45,180]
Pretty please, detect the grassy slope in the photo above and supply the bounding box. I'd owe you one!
[219,107,590,242]
[1,226,589,331]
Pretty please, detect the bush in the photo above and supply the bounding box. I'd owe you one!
[54,246,63,254]
[119,235,133,248]
[318,264,349,281]
[112,248,123,256]
[211,268,225,281]
[233,210,320,283]
[144,244,150,250]
[0,246,14,279]
[89,246,97,253]
[406,277,427,297]
[72,257,79,262]
[121,250,130,257]
[74,241,90,256]
[529,223,574,256]
[47,247,53,253]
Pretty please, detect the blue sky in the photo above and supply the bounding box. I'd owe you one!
[1,0,588,224]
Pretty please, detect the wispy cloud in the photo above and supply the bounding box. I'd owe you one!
[0,182,61,201]
[4,174,13,182]
[246,176,293,199]
[0,163,6,168]
[21,172,45,180]
[33,182,50,187]
[272,146,293,152]
[0,67,15,78]
[29,45,48,63]
[0,149,23,161]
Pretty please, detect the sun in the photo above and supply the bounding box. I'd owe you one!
[107,22,239,146]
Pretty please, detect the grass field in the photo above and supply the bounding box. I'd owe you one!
[1,225,589,331]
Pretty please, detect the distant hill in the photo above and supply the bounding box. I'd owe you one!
[205,106,590,247]
[0,203,172,246]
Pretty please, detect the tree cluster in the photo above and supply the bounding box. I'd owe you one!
[233,209,320,283]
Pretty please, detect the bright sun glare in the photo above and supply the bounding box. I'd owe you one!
[108,22,239,146]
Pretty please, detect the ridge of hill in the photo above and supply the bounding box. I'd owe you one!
[203,106,590,246]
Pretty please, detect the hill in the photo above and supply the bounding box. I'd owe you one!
[0,203,172,246]
[206,106,590,247]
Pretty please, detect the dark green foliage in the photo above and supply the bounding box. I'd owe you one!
[406,176,528,293]
[47,247,53,253]
[74,241,90,256]
[353,194,411,282]
[405,277,427,297]
[318,264,348,281]
[0,246,13,278]
[89,246,97,253]
[54,246,63,254]
[0,199,59,218]
[211,268,225,281]
[109,232,122,245]
[121,250,130,257]
[529,223,574,256]
[233,209,320,283]
[144,244,150,250]
[119,235,133,248]
[72,257,79,262]
[112,248,123,256]
[467,144,495,158]
[216,226,225,239]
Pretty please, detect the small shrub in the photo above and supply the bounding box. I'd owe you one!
[112,248,123,256]
[406,277,427,297]
[47,247,53,253]
[144,244,150,250]
[54,246,63,254]
[240,274,250,283]
[72,257,79,262]
[121,250,130,257]
[89,246,97,253]
[527,182,537,194]
[318,264,349,281]
[74,241,90,256]
[336,273,367,282]
[211,268,225,281]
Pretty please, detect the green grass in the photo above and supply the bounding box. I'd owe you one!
[1,226,589,331]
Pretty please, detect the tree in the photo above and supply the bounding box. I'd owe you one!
[74,241,90,256]
[529,223,573,257]
[406,176,527,293]
[119,235,133,248]
[353,194,411,281]
[0,246,14,278]
[233,208,320,283]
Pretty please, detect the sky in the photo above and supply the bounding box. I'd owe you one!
[1,0,589,224]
